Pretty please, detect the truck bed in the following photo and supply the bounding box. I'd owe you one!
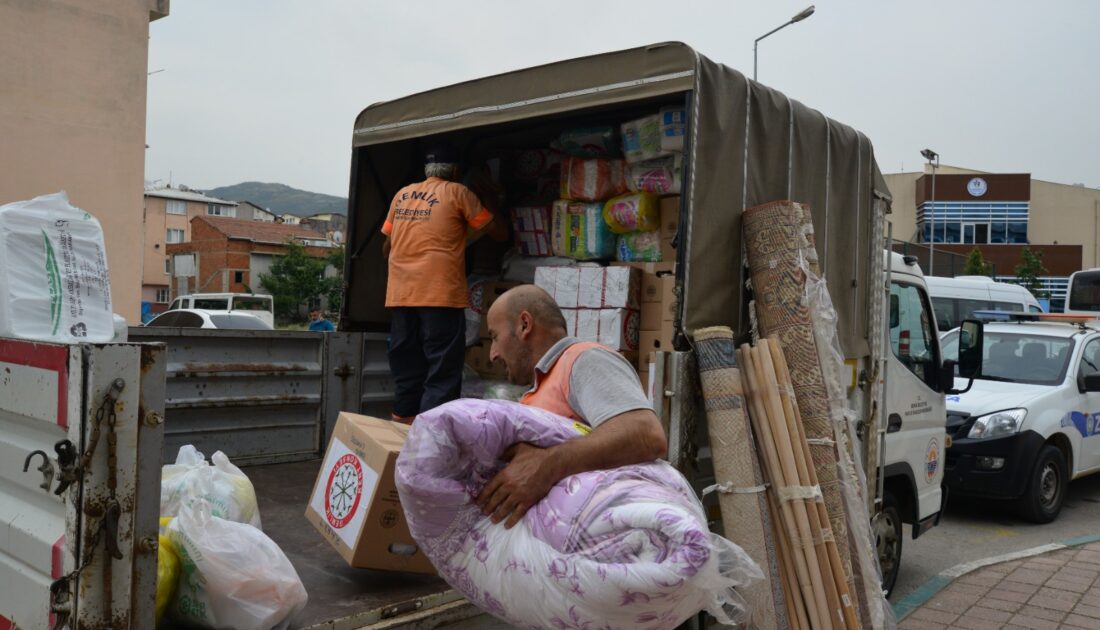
[250,459,454,628]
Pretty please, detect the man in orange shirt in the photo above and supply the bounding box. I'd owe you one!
[382,145,507,421]
[477,284,667,528]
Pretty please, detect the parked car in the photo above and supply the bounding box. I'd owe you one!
[940,317,1099,523]
[167,292,275,327]
[144,308,273,330]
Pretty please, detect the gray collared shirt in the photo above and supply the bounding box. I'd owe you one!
[526,336,653,428]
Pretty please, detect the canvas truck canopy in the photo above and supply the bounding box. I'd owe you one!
[343,41,891,358]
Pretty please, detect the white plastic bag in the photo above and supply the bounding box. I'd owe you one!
[0,191,114,343]
[168,502,308,630]
[161,445,262,529]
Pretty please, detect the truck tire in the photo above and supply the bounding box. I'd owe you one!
[1018,445,1067,524]
[876,492,903,598]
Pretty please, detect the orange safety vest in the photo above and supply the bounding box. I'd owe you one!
[520,341,605,422]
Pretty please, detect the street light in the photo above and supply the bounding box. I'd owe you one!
[921,149,940,275]
[754,5,816,81]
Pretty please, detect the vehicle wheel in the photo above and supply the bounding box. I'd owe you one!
[876,492,903,598]
[1018,445,1067,524]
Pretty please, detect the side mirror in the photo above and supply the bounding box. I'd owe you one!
[939,359,958,393]
[889,294,900,329]
[1082,374,1100,393]
[957,319,983,379]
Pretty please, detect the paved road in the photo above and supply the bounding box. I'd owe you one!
[892,471,1100,603]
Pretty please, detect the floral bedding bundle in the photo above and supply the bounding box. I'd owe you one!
[395,399,761,630]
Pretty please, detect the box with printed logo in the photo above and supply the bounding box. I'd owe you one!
[305,413,435,573]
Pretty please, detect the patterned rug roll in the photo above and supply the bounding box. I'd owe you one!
[742,200,862,625]
[695,326,787,630]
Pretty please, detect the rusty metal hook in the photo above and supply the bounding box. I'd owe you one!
[23,449,56,493]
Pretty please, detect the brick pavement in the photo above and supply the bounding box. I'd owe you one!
[900,541,1100,629]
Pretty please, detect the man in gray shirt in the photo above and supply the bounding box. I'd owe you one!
[476,284,667,528]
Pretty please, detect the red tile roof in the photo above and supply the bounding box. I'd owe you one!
[196,215,326,245]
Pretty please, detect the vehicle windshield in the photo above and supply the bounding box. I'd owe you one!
[1069,271,1100,312]
[209,314,271,330]
[193,298,230,310]
[942,330,1074,386]
[231,296,271,311]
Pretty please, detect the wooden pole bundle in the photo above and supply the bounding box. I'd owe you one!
[739,338,859,630]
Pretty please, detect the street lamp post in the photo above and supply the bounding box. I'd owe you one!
[754,5,816,81]
[921,149,940,275]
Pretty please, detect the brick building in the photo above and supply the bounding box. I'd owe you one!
[166,215,333,298]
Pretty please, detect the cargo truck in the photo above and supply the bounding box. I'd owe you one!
[2,42,956,628]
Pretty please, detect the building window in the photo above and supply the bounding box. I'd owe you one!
[234,271,244,283]
[207,204,236,218]
[164,257,171,274]
[166,199,186,215]
[166,228,185,244]
[155,288,170,303]
[918,201,1029,245]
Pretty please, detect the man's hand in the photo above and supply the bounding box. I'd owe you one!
[476,443,558,529]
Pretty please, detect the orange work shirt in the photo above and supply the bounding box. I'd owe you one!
[382,177,493,308]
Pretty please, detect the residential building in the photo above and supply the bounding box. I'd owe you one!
[165,216,332,298]
[885,165,1100,310]
[281,213,303,225]
[237,200,281,222]
[0,0,171,323]
[142,186,238,318]
[301,212,348,244]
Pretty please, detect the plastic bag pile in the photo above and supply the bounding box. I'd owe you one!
[157,446,307,630]
[396,399,762,630]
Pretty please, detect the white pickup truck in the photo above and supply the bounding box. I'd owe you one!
[941,316,1100,523]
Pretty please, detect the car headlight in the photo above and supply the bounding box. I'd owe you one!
[968,409,1027,439]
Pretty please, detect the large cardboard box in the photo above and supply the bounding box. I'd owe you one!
[306,413,435,574]
[466,338,509,380]
[639,320,676,355]
[658,196,680,242]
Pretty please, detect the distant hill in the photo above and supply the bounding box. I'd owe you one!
[203,182,348,217]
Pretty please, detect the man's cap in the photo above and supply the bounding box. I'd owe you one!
[424,143,458,165]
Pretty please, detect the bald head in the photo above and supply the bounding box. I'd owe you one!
[494,284,567,334]
[486,284,567,386]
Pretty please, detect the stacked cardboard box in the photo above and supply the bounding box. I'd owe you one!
[658,196,679,263]
[534,266,640,352]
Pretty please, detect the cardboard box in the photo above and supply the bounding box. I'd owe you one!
[639,321,676,355]
[466,339,508,380]
[562,307,640,352]
[659,196,680,241]
[473,281,519,336]
[611,261,676,276]
[535,266,640,310]
[306,413,435,574]
[660,237,676,263]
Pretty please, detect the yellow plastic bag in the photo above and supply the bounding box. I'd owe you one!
[602,193,660,234]
[156,533,181,623]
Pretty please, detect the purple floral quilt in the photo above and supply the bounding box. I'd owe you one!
[395,399,761,629]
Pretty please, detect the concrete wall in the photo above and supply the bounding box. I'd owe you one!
[0,0,169,323]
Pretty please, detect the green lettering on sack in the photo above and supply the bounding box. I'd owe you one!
[42,230,62,335]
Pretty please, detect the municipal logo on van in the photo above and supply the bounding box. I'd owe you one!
[925,438,940,483]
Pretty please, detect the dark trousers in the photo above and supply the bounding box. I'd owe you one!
[388,307,465,418]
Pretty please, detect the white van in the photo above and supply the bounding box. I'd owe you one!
[925,275,1042,332]
[167,293,275,328]
[1064,268,1100,316]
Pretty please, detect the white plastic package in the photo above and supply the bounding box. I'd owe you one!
[161,445,262,529]
[0,191,114,343]
[167,501,308,630]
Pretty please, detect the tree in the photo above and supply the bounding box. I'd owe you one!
[324,246,346,316]
[1014,246,1048,299]
[259,240,342,322]
[963,248,994,277]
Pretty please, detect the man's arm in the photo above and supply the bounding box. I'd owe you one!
[382,235,391,259]
[476,408,666,528]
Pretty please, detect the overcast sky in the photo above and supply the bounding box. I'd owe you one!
[145,1,1100,197]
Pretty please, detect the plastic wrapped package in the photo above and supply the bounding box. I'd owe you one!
[621,115,670,163]
[156,534,181,623]
[550,200,572,258]
[560,157,627,202]
[161,445,262,529]
[602,192,660,234]
[659,107,687,153]
[553,127,618,158]
[510,206,553,256]
[566,202,616,260]
[626,154,682,195]
[396,399,762,629]
[0,191,115,343]
[616,231,663,263]
[167,502,308,630]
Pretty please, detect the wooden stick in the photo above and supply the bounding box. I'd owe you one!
[752,342,834,630]
[740,345,826,630]
[768,337,861,630]
[770,488,808,630]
